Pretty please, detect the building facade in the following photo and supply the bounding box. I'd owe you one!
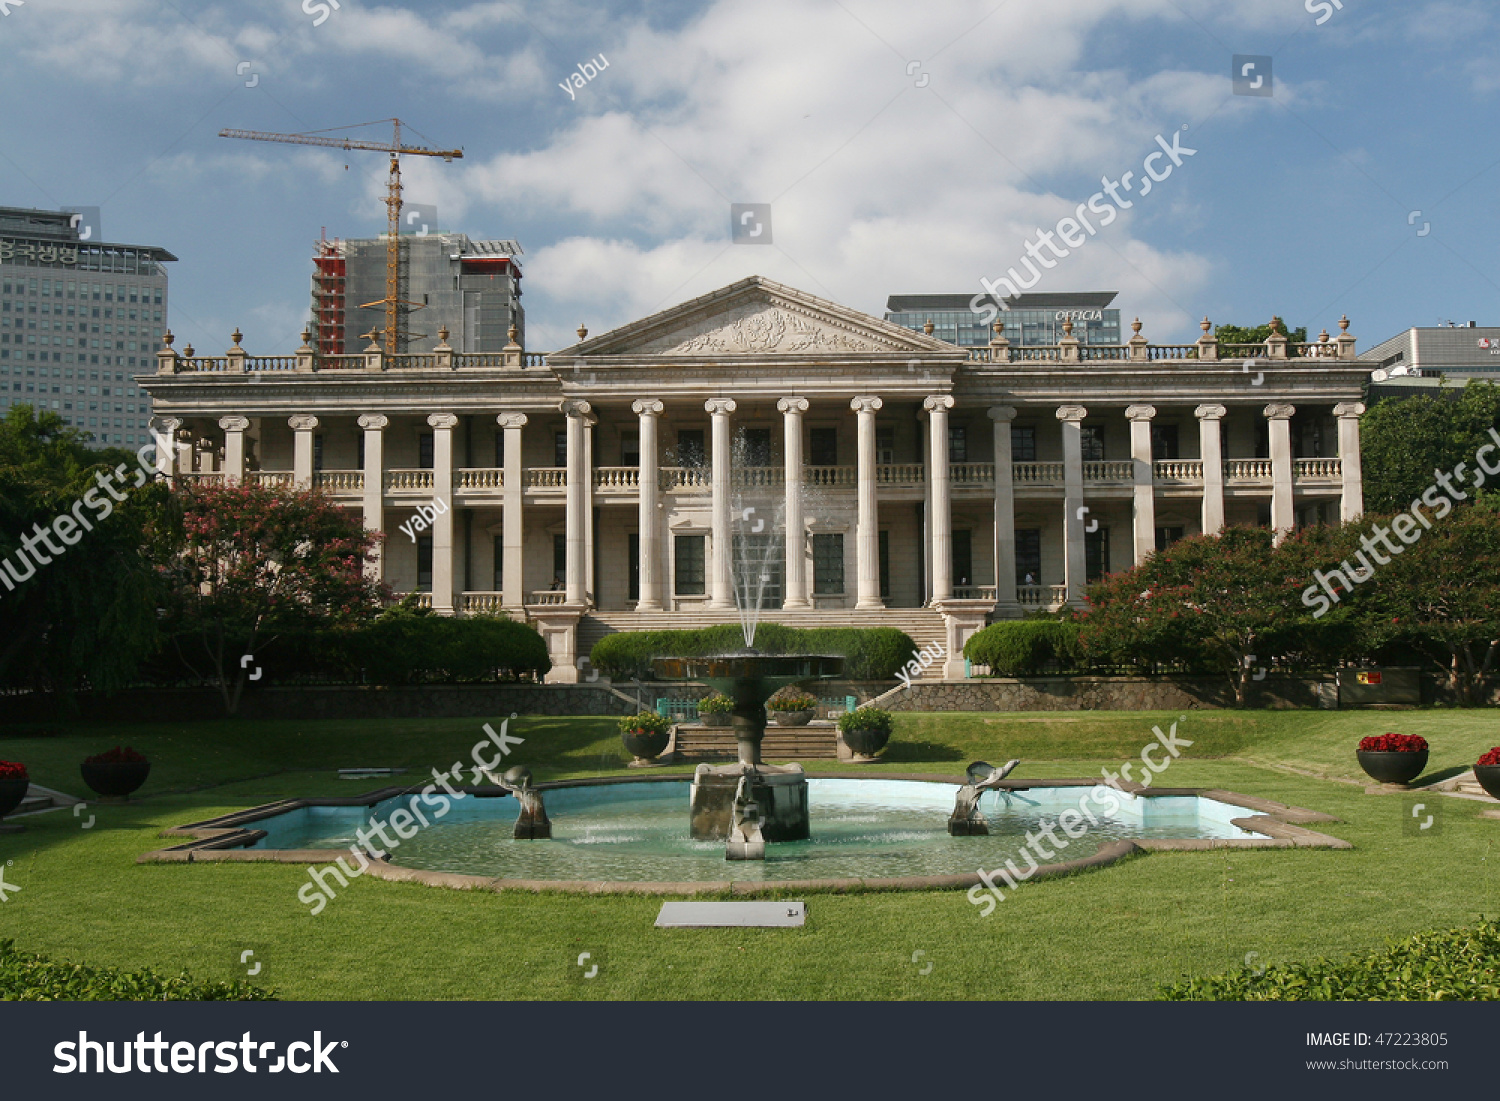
[141,276,1369,680]
[310,233,524,357]
[885,291,1121,348]
[1,205,173,449]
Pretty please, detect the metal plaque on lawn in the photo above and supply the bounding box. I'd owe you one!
[655,901,805,927]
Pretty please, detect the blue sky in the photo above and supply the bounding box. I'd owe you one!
[1,0,1494,355]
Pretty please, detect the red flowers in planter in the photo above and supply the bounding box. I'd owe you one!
[0,761,27,781]
[1358,733,1429,753]
[1477,748,1500,767]
[83,746,147,765]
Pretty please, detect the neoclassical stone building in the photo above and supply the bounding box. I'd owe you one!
[141,276,1369,680]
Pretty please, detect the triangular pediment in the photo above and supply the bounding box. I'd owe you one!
[556,276,955,359]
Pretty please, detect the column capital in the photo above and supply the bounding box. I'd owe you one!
[705,398,737,416]
[427,413,459,430]
[561,399,593,418]
[357,413,390,431]
[288,414,320,431]
[152,416,183,434]
[218,415,250,432]
[987,405,1018,423]
[496,412,529,429]
[631,399,664,417]
[777,396,810,415]
[1055,404,1088,423]
[851,395,884,415]
[1125,404,1157,422]
[922,394,954,413]
[1263,402,1296,421]
[1333,402,1366,419]
[1193,404,1227,421]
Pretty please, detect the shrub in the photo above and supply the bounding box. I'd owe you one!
[1160,919,1500,1001]
[589,625,917,680]
[698,694,734,715]
[353,611,550,684]
[768,692,817,712]
[1358,733,1429,753]
[0,761,26,781]
[1477,747,1500,767]
[82,746,147,765]
[0,939,275,1001]
[963,620,1082,676]
[838,708,893,736]
[619,711,671,735]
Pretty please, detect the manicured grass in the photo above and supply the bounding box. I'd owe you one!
[1,708,1496,1000]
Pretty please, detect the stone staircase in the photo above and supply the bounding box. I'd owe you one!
[671,721,840,762]
[578,607,951,683]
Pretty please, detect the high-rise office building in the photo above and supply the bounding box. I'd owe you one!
[0,205,174,449]
[309,233,524,356]
[885,291,1121,347]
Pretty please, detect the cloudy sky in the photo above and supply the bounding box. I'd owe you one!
[2,0,1495,354]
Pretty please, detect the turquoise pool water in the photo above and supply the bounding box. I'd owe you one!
[246,779,1264,882]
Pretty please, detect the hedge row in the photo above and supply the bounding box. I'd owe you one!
[590,624,918,681]
[962,620,1085,676]
[1160,919,1500,1001]
[0,940,275,1001]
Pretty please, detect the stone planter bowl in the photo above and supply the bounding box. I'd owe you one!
[1355,749,1428,786]
[699,711,732,728]
[0,777,29,820]
[621,727,671,763]
[80,760,151,799]
[841,723,891,759]
[771,709,815,727]
[1473,764,1500,801]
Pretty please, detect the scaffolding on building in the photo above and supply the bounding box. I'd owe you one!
[311,235,347,356]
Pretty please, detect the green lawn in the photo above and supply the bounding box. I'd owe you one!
[1,708,1497,1000]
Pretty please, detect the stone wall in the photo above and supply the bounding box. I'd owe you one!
[875,674,1336,712]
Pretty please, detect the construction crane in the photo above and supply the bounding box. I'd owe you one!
[219,119,463,356]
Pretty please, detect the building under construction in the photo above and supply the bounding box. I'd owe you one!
[309,232,524,356]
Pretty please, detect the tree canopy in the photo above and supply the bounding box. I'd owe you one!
[1359,379,1500,514]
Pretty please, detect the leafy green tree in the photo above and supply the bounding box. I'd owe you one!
[153,481,386,715]
[0,405,165,700]
[1358,379,1500,514]
[1214,318,1309,345]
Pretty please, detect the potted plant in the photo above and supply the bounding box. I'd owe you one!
[1355,732,1429,786]
[0,760,29,822]
[838,708,894,760]
[619,711,672,763]
[1473,747,1500,800]
[768,691,818,726]
[697,694,734,728]
[80,746,151,799]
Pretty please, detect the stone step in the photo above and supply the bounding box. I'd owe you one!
[671,722,840,761]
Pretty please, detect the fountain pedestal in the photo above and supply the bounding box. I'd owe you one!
[690,761,809,842]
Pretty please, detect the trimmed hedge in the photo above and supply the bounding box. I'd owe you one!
[963,620,1083,676]
[351,611,551,684]
[590,624,918,681]
[0,940,275,1001]
[1160,919,1500,1001]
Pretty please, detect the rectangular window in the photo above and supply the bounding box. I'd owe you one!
[808,426,838,467]
[418,432,434,469]
[1015,529,1041,586]
[493,535,504,591]
[674,534,706,595]
[879,528,890,599]
[628,533,639,601]
[676,429,705,467]
[1155,526,1185,552]
[952,529,973,587]
[948,425,967,465]
[1086,526,1111,583]
[357,433,365,469]
[875,426,895,466]
[621,430,639,467]
[313,435,324,472]
[812,533,845,595]
[416,535,433,593]
[494,431,504,468]
[1081,425,1105,462]
[553,533,567,588]
[1151,424,1180,461]
[554,430,567,468]
[742,427,772,467]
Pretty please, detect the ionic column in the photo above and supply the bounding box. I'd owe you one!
[358,414,388,580]
[1195,404,1227,535]
[852,396,885,610]
[150,417,182,479]
[989,406,1020,616]
[219,416,249,484]
[926,395,955,606]
[706,398,737,610]
[498,413,527,610]
[1334,402,1365,521]
[1266,403,1296,542]
[1058,405,1088,606]
[632,400,664,611]
[1126,405,1157,566]
[779,397,810,609]
[562,400,592,605]
[584,412,595,601]
[428,413,458,614]
[289,415,319,488]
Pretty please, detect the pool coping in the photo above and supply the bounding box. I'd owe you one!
[140,772,1350,897]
